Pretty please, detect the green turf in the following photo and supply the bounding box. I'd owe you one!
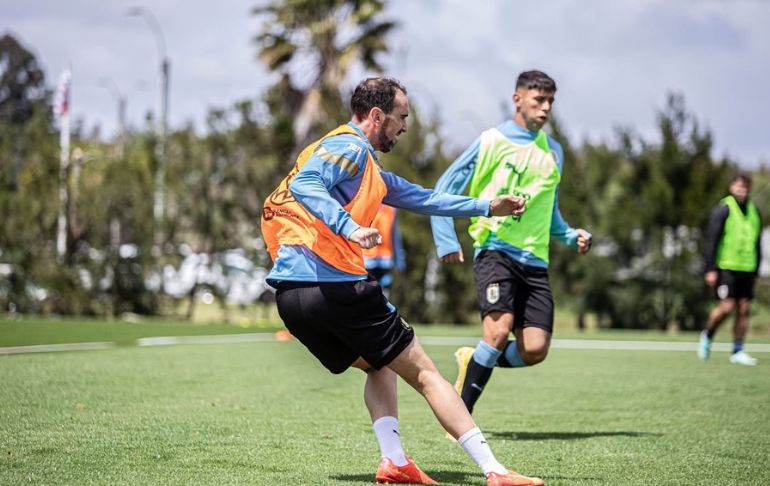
[1,333,768,485]
[0,316,281,347]
[3,314,769,348]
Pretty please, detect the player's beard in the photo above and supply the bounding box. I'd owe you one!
[376,121,397,153]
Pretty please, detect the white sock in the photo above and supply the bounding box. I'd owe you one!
[372,416,408,466]
[458,427,507,475]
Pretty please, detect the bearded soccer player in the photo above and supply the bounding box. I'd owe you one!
[261,77,544,485]
[431,70,592,415]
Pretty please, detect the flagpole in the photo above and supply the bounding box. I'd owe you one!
[127,6,169,257]
[55,67,71,262]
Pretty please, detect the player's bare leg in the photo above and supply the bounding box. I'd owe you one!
[352,358,437,484]
[700,298,735,361]
[387,337,543,485]
[733,298,750,343]
[729,298,757,365]
[706,298,735,335]
[453,312,514,413]
[386,338,475,438]
[511,326,551,365]
[356,360,398,420]
[457,313,551,415]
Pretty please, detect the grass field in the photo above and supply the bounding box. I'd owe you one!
[1,318,768,485]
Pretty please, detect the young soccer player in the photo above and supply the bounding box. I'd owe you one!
[431,70,592,414]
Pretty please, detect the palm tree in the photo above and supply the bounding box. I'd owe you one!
[253,0,396,149]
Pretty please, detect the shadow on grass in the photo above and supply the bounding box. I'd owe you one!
[331,470,606,484]
[488,430,662,441]
[330,470,476,485]
[330,431,659,483]
[545,476,606,482]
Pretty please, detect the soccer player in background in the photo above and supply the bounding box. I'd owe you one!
[261,77,544,486]
[363,204,406,299]
[699,173,762,366]
[431,70,592,415]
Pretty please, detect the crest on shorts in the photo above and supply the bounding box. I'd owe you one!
[400,317,412,331]
[486,283,500,304]
[717,284,729,300]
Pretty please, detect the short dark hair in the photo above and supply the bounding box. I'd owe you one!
[516,70,557,92]
[350,77,407,119]
[731,172,752,186]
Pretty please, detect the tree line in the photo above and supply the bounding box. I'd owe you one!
[1,0,767,328]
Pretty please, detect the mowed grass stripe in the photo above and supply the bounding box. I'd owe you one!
[0,341,116,355]
[3,333,770,355]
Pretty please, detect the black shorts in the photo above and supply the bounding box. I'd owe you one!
[473,250,554,333]
[275,278,414,374]
[716,270,756,300]
[367,267,394,290]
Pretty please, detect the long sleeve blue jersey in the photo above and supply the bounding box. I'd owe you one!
[266,122,491,286]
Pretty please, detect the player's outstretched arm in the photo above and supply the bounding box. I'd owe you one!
[441,196,526,264]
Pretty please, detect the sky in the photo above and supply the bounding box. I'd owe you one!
[3,0,769,167]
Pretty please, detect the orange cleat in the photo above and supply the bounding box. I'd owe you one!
[486,470,544,486]
[375,456,438,484]
[273,329,293,341]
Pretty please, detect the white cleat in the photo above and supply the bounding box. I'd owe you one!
[697,331,711,361]
[728,350,758,366]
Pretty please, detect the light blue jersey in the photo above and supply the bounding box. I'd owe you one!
[431,120,577,269]
[266,122,491,286]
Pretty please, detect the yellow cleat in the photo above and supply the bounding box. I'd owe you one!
[453,346,475,396]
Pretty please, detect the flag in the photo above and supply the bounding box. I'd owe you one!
[54,68,71,119]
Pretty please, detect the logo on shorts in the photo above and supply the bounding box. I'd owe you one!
[400,317,412,331]
[717,284,730,300]
[486,283,500,304]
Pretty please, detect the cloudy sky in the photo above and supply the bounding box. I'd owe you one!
[4,0,769,167]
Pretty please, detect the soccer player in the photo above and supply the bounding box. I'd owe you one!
[431,70,592,415]
[699,173,762,366]
[261,77,544,486]
[363,204,406,299]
